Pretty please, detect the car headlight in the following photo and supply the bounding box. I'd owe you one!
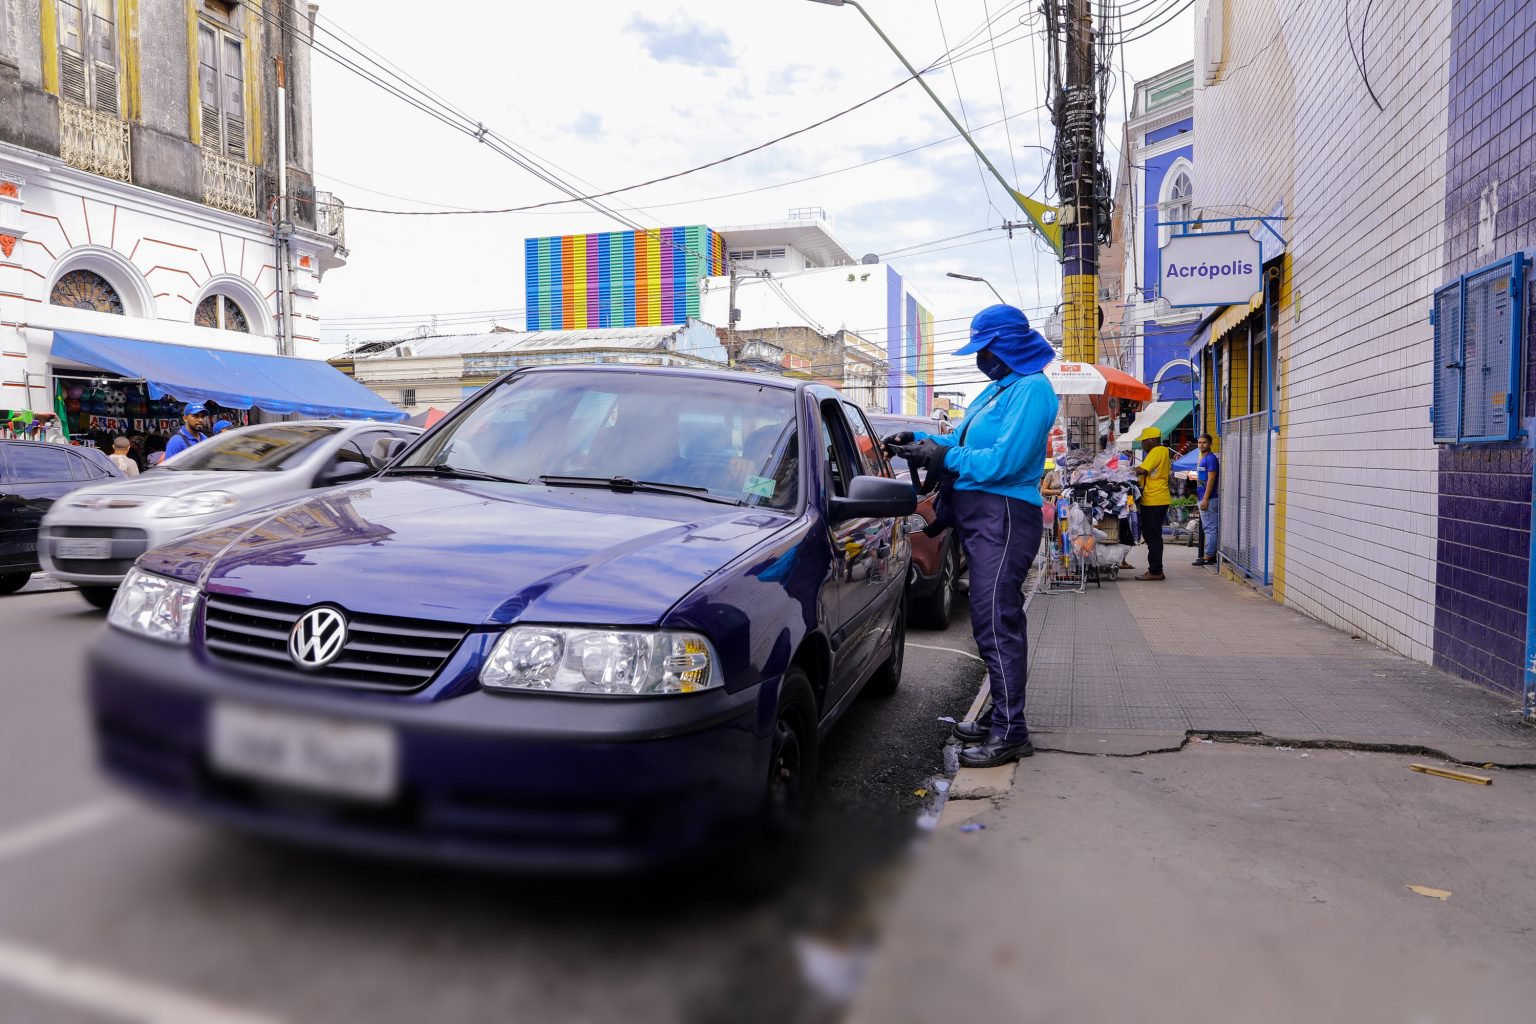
[108,568,200,645]
[480,627,722,696]
[156,491,240,518]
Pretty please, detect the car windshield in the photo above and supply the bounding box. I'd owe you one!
[164,424,341,472]
[400,371,801,510]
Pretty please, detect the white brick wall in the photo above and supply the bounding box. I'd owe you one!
[1193,0,1453,663]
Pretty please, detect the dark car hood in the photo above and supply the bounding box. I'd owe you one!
[140,479,792,625]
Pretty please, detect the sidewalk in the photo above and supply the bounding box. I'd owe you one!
[847,562,1536,1023]
[1025,561,1534,765]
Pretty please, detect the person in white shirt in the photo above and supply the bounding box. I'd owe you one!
[108,436,140,476]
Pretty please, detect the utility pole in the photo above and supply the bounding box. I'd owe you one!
[1060,0,1098,367]
[726,262,740,368]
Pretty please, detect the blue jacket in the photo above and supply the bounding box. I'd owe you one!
[918,371,1058,506]
[163,426,206,460]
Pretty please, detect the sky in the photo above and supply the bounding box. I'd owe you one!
[307,0,1197,396]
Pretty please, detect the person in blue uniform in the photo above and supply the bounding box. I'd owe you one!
[885,304,1058,767]
[162,403,210,461]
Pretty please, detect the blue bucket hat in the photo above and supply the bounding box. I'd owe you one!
[956,304,1055,375]
[182,402,208,416]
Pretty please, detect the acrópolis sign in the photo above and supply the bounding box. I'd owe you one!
[1159,231,1263,307]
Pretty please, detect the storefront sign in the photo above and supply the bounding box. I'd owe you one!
[1159,232,1262,307]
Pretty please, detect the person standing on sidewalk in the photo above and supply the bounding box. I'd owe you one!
[1192,434,1220,567]
[1132,427,1171,581]
[884,304,1058,768]
[162,404,210,461]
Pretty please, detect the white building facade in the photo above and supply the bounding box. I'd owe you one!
[0,1,378,439]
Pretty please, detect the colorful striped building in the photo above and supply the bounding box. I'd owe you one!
[524,226,727,331]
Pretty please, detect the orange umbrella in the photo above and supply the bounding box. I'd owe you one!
[407,407,447,428]
[1043,361,1152,418]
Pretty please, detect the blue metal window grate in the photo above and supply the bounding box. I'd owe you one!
[1431,253,1525,445]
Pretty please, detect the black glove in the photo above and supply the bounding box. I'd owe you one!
[894,437,947,471]
[882,431,915,452]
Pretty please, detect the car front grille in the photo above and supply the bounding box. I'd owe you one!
[202,594,469,692]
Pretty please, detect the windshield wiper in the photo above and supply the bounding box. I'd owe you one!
[538,475,744,506]
[386,464,528,485]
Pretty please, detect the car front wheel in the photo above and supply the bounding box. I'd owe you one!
[78,586,117,610]
[864,592,907,697]
[0,572,30,595]
[911,539,959,629]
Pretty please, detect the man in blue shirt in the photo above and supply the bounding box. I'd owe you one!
[886,304,1059,767]
[1192,433,1220,567]
[162,403,210,461]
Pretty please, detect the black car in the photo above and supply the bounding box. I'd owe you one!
[0,439,124,594]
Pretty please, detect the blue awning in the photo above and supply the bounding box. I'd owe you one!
[51,331,407,423]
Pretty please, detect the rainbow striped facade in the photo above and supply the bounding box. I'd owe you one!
[886,268,935,416]
[525,226,727,331]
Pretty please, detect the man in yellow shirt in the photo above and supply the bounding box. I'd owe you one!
[1132,427,1172,581]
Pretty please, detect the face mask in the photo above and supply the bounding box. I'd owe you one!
[977,350,1011,381]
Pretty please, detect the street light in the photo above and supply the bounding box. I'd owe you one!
[805,0,1061,254]
[946,272,1007,306]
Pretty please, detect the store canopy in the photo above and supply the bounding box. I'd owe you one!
[51,331,408,423]
[1120,400,1194,447]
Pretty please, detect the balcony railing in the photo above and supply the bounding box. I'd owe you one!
[201,151,259,219]
[59,101,131,183]
[313,190,346,249]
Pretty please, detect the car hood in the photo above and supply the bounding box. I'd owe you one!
[63,470,298,504]
[139,478,793,626]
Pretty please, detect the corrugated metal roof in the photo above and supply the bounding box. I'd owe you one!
[361,325,690,359]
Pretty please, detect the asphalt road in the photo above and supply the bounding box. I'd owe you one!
[0,586,985,1024]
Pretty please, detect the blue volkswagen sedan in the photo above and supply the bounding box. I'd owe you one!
[87,366,915,871]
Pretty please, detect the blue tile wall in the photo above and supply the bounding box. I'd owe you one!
[1433,0,1536,697]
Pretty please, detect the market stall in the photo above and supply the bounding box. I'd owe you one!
[1048,447,1143,588]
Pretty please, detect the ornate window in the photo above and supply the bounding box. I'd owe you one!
[1167,172,1193,226]
[197,10,247,160]
[57,0,119,115]
[50,269,124,314]
[196,294,249,332]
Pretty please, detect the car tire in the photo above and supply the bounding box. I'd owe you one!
[78,586,117,611]
[911,539,958,630]
[0,572,30,595]
[864,592,907,697]
[729,668,820,896]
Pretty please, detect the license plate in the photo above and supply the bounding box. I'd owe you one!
[55,538,111,559]
[209,703,398,802]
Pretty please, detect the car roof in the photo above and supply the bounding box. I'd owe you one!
[512,362,803,393]
[868,413,945,429]
[217,420,421,431]
[0,437,82,449]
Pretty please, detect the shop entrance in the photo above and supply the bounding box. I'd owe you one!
[52,373,256,468]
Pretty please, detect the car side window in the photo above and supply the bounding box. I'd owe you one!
[350,431,398,468]
[842,403,889,478]
[817,401,857,499]
[68,452,109,480]
[334,441,372,467]
[6,445,75,482]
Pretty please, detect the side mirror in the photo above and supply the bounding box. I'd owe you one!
[318,460,375,487]
[830,474,917,522]
[372,437,409,466]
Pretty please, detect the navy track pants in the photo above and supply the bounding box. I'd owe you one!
[953,488,1043,744]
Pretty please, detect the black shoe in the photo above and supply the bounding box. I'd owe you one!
[958,737,1035,768]
[952,719,991,743]
[1191,557,1210,566]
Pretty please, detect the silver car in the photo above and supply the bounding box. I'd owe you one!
[40,420,421,608]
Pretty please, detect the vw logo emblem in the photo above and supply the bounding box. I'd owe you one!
[288,607,348,670]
